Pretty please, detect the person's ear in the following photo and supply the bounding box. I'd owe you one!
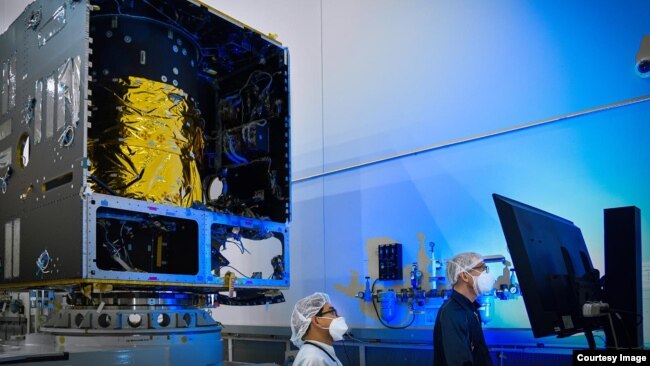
[458,271,469,283]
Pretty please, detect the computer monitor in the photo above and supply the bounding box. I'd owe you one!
[492,194,602,342]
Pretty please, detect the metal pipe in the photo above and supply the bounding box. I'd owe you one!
[293,95,650,183]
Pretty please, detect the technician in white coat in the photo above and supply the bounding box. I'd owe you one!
[290,292,347,366]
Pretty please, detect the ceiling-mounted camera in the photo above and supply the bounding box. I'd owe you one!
[635,35,650,78]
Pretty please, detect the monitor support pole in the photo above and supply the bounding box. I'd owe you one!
[584,327,597,350]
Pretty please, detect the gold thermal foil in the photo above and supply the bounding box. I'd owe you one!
[89,76,204,207]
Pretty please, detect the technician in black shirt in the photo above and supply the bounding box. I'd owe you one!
[434,252,496,366]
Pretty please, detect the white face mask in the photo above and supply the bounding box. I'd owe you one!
[316,316,348,341]
[468,270,496,295]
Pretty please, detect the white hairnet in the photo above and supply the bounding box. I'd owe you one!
[446,252,483,286]
[290,292,330,347]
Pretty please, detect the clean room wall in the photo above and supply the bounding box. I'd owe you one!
[209,0,650,345]
[321,100,650,330]
[0,0,32,33]
[2,0,648,346]
[319,0,650,169]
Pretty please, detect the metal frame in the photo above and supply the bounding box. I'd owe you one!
[86,193,289,288]
[1,0,290,292]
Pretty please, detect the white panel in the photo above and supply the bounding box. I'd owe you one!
[12,218,19,278]
[4,221,11,279]
[219,236,283,280]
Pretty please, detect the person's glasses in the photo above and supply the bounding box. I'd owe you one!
[471,264,489,273]
[318,308,338,317]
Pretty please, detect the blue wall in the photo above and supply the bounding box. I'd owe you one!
[322,99,649,332]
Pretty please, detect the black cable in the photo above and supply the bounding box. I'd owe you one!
[606,313,619,349]
[371,279,416,329]
[225,238,248,254]
[89,175,118,196]
[222,265,250,278]
[612,312,633,348]
[609,308,643,326]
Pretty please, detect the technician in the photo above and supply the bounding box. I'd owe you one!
[434,252,496,366]
[290,292,347,366]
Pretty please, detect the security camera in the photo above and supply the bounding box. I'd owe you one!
[636,35,650,78]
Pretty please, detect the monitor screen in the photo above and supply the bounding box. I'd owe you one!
[492,193,602,338]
